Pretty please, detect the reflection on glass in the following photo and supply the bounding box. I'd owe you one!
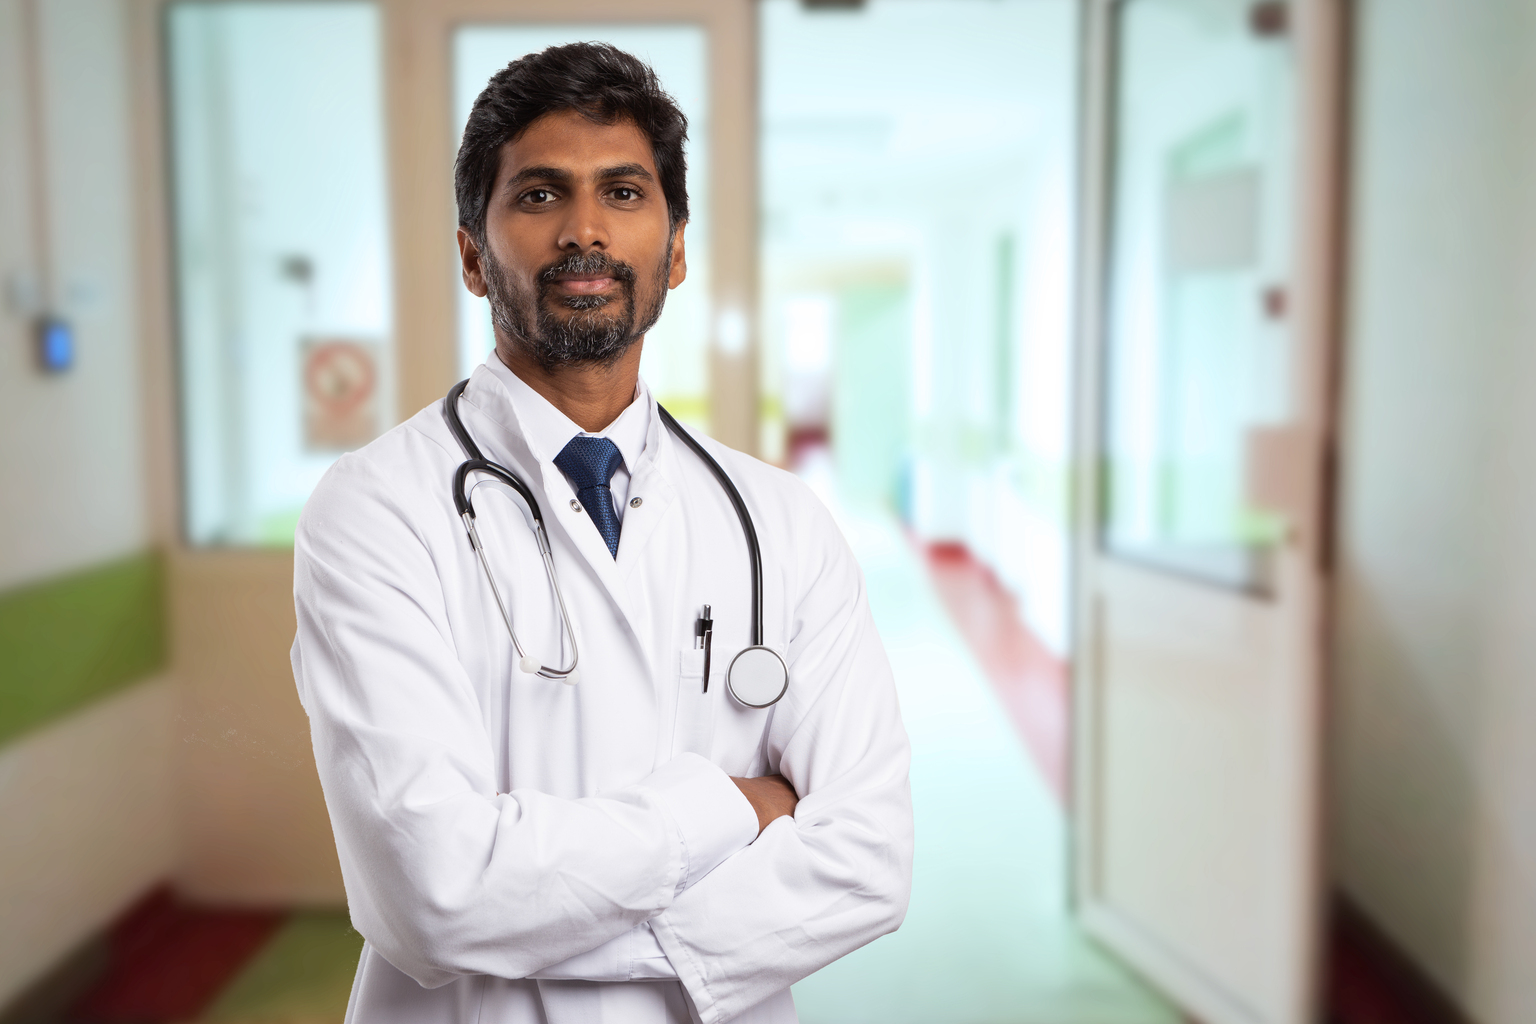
[453,26,711,432]
[1102,0,1295,592]
[167,2,393,547]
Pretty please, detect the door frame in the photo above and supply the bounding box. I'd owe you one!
[1067,0,1348,1020]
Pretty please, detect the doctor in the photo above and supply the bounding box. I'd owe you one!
[292,42,913,1024]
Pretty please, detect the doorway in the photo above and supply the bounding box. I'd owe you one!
[757,2,1176,1021]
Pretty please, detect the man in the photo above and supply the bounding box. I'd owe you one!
[292,42,913,1024]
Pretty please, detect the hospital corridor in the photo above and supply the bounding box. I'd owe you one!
[0,489,1178,1024]
[9,1,1536,1023]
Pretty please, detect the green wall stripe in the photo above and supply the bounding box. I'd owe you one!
[0,552,166,747]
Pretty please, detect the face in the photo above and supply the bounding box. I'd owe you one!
[459,109,687,371]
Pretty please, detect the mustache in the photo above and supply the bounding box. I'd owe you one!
[537,250,637,287]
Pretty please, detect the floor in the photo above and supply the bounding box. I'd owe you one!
[61,893,361,1023]
[60,497,1175,1024]
[787,498,1177,1024]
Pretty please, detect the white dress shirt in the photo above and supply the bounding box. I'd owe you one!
[488,354,648,525]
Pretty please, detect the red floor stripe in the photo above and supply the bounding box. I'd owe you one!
[920,540,1069,803]
[68,887,286,1023]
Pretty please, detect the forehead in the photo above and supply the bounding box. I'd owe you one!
[498,109,658,179]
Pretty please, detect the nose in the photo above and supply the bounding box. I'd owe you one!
[556,191,609,252]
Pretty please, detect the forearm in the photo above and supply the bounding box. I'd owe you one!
[651,766,914,1024]
[513,773,796,984]
[318,724,756,986]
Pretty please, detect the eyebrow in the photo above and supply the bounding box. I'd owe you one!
[504,166,573,193]
[594,163,655,183]
[503,163,656,194]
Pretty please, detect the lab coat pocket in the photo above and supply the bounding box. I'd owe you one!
[671,648,717,758]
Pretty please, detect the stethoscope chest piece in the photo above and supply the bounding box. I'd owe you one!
[727,646,789,709]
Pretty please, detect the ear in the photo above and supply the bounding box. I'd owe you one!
[667,221,688,290]
[458,227,489,298]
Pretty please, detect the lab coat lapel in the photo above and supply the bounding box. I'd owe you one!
[613,398,679,585]
[608,406,682,664]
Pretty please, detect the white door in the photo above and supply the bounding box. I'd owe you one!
[1070,2,1344,1022]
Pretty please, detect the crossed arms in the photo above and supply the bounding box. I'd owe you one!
[290,451,913,1024]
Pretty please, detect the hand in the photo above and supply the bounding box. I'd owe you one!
[730,774,798,835]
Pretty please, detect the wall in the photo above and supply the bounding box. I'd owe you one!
[0,0,148,591]
[0,681,176,1004]
[0,0,176,1007]
[173,552,344,905]
[1333,0,1536,1020]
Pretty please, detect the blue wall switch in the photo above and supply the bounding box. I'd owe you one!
[36,316,74,373]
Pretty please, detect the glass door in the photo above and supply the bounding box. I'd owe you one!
[1070,1,1345,1022]
[166,1,395,547]
[1101,0,1298,593]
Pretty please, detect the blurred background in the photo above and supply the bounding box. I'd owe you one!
[1,0,1533,1023]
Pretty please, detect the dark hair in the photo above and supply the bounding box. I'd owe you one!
[455,42,690,245]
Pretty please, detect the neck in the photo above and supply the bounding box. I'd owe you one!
[495,339,643,432]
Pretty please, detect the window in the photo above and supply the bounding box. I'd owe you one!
[167,2,393,546]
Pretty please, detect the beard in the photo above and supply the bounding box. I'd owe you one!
[483,238,672,372]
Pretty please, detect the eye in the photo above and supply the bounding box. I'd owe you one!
[522,188,556,205]
[611,187,639,201]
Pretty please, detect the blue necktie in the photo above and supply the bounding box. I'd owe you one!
[554,436,625,558]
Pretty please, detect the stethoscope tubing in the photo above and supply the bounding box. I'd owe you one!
[446,381,580,680]
[461,509,581,680]
[652,404,764,647]
[443,378,780,702]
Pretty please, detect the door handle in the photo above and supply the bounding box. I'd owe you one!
[1244,425,1313,543]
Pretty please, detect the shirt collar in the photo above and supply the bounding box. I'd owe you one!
[484,352,650,475]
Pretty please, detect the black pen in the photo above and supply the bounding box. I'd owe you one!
[699,604,713,692]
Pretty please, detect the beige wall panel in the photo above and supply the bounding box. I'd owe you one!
[1335,0,1536,1020]
[171,552,344,905]
[0,679,178,1007]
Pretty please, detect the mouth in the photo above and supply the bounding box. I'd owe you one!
[549,273,619,296]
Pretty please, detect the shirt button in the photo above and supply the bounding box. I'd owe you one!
[630,496,643,508]
[570,500,582,513]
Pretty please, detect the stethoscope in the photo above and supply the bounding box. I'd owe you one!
[443,379,790,709]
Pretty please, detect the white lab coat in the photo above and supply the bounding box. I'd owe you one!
[291,362,914,1024]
